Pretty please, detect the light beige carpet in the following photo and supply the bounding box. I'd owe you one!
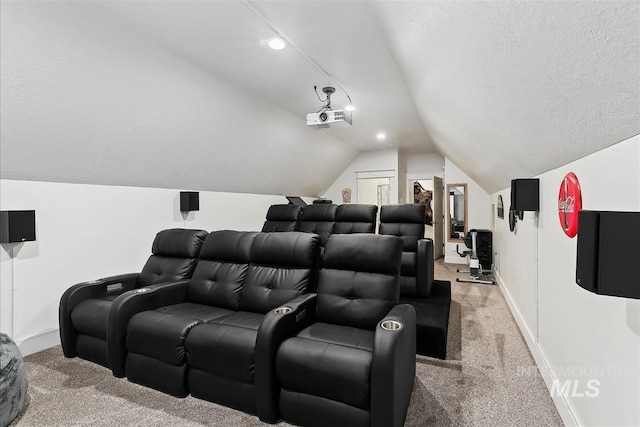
[13,261,562,426]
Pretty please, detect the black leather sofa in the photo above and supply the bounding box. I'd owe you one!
[59,228,208,368]
[262,204,302,232]
[110,231,320,408]
[59,224,419,425]
[266,234,415,426]
[379,204,451,359]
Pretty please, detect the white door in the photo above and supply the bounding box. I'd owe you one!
[357,177,390,205]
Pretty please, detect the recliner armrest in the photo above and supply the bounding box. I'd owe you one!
[416,239,434,297]
[59,272,140,358]
[371,304,417,427]
[107,280,190,378]
[255,293,318,423]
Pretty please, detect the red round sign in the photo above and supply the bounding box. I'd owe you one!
[558,172,582,238]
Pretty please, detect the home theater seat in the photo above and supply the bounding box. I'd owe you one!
[261,204,302,232]
[184,231,319,413]
[272,234,416,427]
[58,228,208,368]
[114,230,320,412]
[334,204,378,234]
[296,203,337,247]
[379,204,451,359]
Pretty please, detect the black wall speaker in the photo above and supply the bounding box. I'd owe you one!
[180,192,199,212]
[576,210,640,299]
[0,210,36,243]
[511,179,540,212]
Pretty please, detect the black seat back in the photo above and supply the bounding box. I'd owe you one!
[316,234,402,330]
[240,232,320,313]
[297,204,337,247]
[379,204,432,297]
[186,230,257,310]
[262,204,302,232]
[334,204,378,234]
[138,229,208,287]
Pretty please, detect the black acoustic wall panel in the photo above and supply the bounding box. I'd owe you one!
[0,210,36,243]
[511,179,540,212]
[576,210,640,299]
[180,192,199,212]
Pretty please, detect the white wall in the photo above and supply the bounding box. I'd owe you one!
[324,149,399,205]
[398,151,407,204]
[444,157,491,263]
[405,153,445,177]
[0,179,286,355]
[0,2,357,196]
[492,134,640,426]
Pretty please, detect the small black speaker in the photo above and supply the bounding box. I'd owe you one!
[576,210,640,299]
[180,192,199,212]
[0,210,36,243]
[511,179,539,211]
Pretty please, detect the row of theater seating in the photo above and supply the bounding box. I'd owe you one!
[60,229,416,426]
[262,203,377,245]
[263,202,451,359]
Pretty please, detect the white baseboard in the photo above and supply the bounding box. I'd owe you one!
[15,327,60,357]
[494,270,580,427]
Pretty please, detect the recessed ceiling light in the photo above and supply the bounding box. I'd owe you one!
[268,37,286,50]
[376,132,386,140]
[344,104,356,111]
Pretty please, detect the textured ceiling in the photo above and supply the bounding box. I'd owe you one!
[1,1,638,195]
[370,1,640,192]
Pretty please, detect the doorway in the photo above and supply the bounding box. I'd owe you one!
[407,176,444,259]
[357,177,391,206]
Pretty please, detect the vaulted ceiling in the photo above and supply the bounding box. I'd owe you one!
[1,1,638,195]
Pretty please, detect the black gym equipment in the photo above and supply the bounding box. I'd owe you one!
[456,229,495,285]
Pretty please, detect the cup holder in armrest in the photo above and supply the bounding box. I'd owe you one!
[381,320,402,331]
[274,306,292,315]
[134,288,151,294]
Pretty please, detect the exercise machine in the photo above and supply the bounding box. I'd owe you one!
[456,229,495,285]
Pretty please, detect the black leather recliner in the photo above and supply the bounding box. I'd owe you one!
[58,228,207,368]
[262,204,302,232]
[379,204,451,360]
[297,203,337,247]
[112,231,320,412]
[334,204,378,234]
[262,234,416,427]
[379,204,433,297]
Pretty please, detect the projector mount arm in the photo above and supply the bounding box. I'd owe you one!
[314,86,336,112]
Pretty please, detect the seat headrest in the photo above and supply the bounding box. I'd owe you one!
[300,204,337,221]
[380,204,425,224]
[323,234,402,275]
[335,204,377,223]
[151,229,208,258]
[199,230,257,263]
[250,232,319,268]
[265,204,303,221]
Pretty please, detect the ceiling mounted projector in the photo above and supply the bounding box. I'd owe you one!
[307,110,352,128]
[307,86,353,128]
